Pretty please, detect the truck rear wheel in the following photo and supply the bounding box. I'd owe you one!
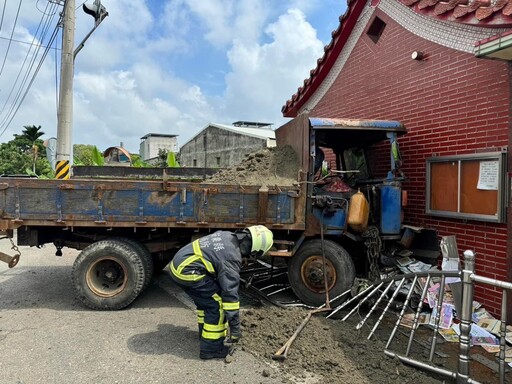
[288,239,355,307]
[113,238,153,290]
[72,239,145,310]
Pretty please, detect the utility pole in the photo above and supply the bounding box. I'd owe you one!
[55,0,75,180]
[54,0,108,179]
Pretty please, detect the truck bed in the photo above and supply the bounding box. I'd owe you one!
[0,177,305,231]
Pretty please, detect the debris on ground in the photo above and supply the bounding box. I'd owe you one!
[239,306,444,384]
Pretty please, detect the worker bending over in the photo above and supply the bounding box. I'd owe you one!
[170,225,274,359]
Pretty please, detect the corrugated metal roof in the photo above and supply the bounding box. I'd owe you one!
[210,123,275,140]
[180,122,275,148]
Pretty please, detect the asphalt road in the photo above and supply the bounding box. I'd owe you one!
[0,240,289,384]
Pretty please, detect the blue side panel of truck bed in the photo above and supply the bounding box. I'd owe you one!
[0,178,301,229]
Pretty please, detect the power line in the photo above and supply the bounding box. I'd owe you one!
[0,20,60,138]
[0,0,57,123]
[0,0,61,136]
[0,34,61,50]
[0,0,23,78]
[0,0,6,33]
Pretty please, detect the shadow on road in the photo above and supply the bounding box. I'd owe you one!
[0,265,188,311]
[127,323,199,359]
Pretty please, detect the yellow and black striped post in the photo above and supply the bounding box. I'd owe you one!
[55,160,70,180]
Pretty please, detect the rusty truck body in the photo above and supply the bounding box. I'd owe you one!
[0,113,408,309]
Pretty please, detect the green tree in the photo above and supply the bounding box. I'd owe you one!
[0,126,52,177]
[13,125,45,173]
[157,148,168,168]
[73,144,96,165]
[157,148,180,168]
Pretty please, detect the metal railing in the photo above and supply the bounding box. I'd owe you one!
[329,250,512,384]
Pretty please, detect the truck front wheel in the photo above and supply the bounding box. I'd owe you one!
[72,239,146,310]
[288,239,355,307]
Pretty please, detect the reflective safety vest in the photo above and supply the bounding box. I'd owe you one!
[170,231,241,311]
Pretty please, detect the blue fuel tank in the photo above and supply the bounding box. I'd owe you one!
[379,183,401,235]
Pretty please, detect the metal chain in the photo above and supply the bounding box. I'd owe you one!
[362,226,381,282]
[8,235,21,257]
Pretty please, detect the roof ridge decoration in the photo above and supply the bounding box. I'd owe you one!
[282,0,512,117]
[402,0,512,22]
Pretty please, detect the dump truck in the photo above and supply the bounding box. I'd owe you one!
[0,113,411,309]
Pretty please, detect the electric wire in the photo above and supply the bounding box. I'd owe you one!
[0,0,23,78]
[0,35,60,49]
[0,22,60,137]
[0,0,58,128]
[54,23,59,117]
[0,1,61,136]
[0,0,6,33]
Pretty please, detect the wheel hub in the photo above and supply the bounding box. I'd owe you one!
[86,257,127,298]
[301,255,336,293]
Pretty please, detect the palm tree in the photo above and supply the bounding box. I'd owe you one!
[20,125,44,142]
[15,125,45,173]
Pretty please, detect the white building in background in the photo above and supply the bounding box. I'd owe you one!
[139,133,178,162]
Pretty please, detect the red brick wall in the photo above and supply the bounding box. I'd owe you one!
[309,9,511,314]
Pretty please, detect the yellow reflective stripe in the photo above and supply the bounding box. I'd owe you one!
[203,323,227,332]
[202,321,227,340]
[170,261,205,281]
[192,240,215,274]
[197,310,205,324]
[177,255,202,274]
[223,302,239,311]
[212,293,225,325]
[202,329,227,340]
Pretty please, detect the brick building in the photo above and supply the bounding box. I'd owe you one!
[282,0,512,314]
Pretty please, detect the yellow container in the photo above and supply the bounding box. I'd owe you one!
[348,191,369,232]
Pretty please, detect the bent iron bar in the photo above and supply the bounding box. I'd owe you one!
[334,254,512,384]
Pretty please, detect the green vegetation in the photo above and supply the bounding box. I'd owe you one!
[0,126,181,177]
[0,125,52,177]
[157,148,180,168]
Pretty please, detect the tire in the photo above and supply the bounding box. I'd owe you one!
[72,239,146,310]
[113,238,153,291]
[288,239,355,307]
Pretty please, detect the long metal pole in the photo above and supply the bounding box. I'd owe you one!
[56,0,75,179]
[457,250,475,384]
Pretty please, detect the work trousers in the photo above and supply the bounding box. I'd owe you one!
[181,277,228,353]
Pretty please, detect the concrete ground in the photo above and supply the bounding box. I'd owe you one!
[0,241,290,384]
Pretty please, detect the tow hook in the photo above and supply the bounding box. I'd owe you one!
[0,251,19,268]
[0,233,21,268]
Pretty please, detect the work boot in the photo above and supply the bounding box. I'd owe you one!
[199,346,233,360]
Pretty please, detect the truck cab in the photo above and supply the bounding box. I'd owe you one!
[275,114,407,305]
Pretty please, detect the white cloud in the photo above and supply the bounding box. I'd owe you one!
[0,0,332,154]
[222,8,323,126]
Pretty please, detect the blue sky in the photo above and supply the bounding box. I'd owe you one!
[0,0,346,153]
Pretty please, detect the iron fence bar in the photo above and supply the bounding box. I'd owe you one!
[356,280,395,330]
[367,277,406,339]
[406,274,432,357]
[386,275,418,349]
[429,274,447,362]
[471,274,512,290]
[327,283,375,319]
[499,290,507,384]
[457,250,475,384]
[384,350,482,384]
[342,282,384,321]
